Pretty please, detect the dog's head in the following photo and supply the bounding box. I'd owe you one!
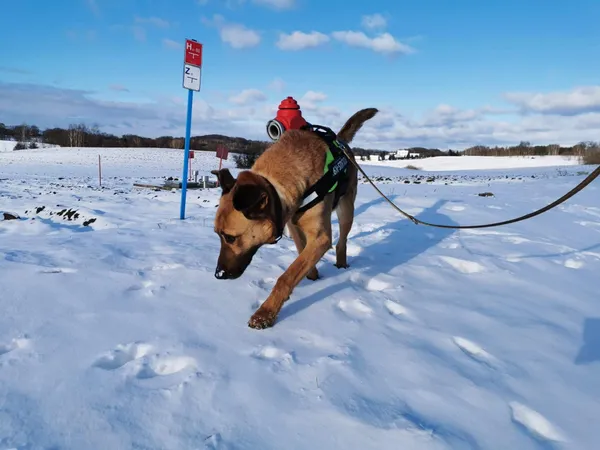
[211,168,282,280]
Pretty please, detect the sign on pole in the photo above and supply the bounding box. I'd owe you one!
[180,38,203,220]
[183,65,201,91]
[216,145,228,161]
[184,39,203,66]
[214,145,229,187]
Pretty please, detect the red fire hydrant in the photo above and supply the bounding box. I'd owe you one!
[266,96,310,141]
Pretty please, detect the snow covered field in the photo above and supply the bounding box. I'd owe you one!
[367,154,581,171]
[0,140,59,153]
[1,147,599,450]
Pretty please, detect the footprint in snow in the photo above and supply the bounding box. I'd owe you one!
[350,272,394,292]
[452,336,498,369]
[126,280,166,297]
[336,299,373,320]
[446,204,466,212]
[253,277,276,291]
[384,300,409,318]
[439,256,485,274]
[251,345,295,371]
[136,355,197,379]
[563,258,584,269]
[252,345,293,362]
[0,337,30,356]
[509,401,565,444]
[92,341,153,370]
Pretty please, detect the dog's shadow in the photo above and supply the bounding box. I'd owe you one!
[278,198,458,322]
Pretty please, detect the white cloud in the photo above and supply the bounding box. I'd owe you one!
[162,38,181,50]
[301,90,327,104]
[229,89,267,105]
[276,31,329,51]
[252,0,296,9]
[3,82,600,151]
[504,86,600,116]
[331,31,415,55]
[361,14,387,30]
[204,15,261,49]
[220,23,261,48]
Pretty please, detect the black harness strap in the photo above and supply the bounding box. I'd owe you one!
[297,125,351,214]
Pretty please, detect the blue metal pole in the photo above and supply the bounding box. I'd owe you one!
[180,88,194,220]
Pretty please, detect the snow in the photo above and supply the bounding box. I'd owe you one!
[1,146,599,450]
[0,140,59,153]
[367,154,580,171]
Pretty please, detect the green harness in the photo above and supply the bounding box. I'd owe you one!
[298,125,351,213]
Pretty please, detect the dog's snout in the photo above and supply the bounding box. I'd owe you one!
[215,266,230,279]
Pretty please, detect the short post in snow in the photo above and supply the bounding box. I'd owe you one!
[188,150,194,181]
[179,38,202,220]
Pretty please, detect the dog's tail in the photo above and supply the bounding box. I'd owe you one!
[337,108,378,143]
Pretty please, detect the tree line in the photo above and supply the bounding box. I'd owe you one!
[0,122,271,155]
[1,122,598,164]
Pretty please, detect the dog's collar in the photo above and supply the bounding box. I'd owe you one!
[260,176,285,244]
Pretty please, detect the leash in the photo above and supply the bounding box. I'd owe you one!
[340,147,600,230]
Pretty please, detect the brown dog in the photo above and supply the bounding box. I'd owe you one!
[211,107,378,329]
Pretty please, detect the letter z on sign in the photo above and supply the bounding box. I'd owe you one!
[183,64,201,91]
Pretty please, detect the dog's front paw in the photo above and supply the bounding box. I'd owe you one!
[248,308,277,330]
[334,262,349,269]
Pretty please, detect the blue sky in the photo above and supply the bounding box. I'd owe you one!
[1,0,600,150]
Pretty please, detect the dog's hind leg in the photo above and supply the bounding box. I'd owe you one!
[334,179,357,269]
[288,223,319,281]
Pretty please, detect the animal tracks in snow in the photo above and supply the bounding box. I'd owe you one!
[126,279,166,297]
[0,337,30,357]
[509,401,566,443]
[452,336,498,369]
[384,299,409,318]
[92,342,153,370]
[563,258,585,269]
[445,203,466,212]
[136,355,197,379]
[336,298,373,320]
[93,341,198,386]
[439,256,485,274]
[349,272,396,292]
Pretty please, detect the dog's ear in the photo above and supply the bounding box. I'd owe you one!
[232,183,269,220]
[211,169,236,194]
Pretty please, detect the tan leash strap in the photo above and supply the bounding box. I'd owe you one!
[342,148,600,230]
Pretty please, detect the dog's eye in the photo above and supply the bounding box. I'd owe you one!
[222,233,236,244]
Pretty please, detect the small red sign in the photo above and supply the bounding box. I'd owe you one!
[189,150,194,159]
[184,39,203,67]
[216,145,229,160]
